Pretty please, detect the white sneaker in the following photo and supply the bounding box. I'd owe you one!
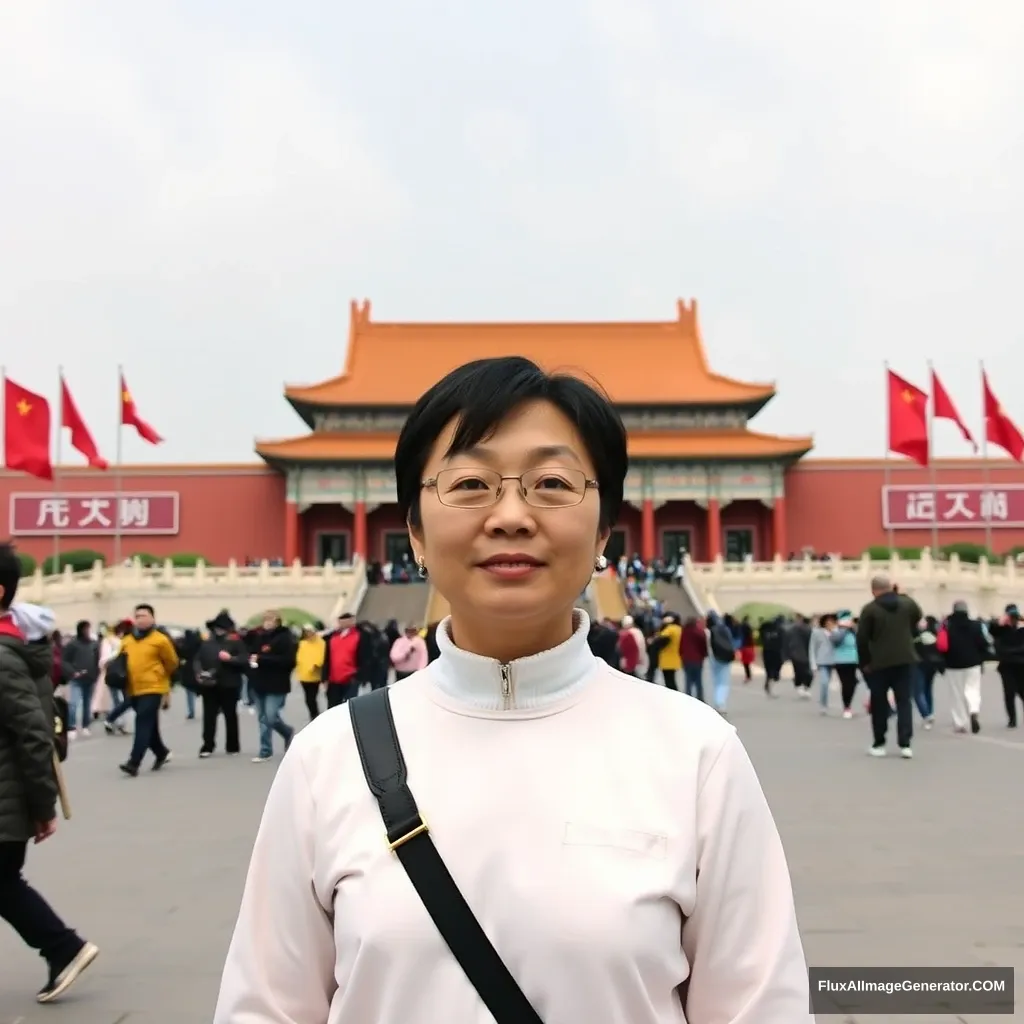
[868,746,886,757]
[842,709,853,719]
[900,747,913,758]
[81,728,91,738]
[251,755,271,763]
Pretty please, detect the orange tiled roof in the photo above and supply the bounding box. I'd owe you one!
[283,299,775,407]
[255,429,812,463]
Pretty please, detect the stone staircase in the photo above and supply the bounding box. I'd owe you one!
[357,583,430,627]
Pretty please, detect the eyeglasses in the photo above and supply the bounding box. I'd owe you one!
[422,467,599,509]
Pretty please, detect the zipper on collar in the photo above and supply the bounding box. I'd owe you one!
[500,663,514,710]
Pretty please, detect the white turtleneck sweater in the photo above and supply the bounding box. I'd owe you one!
[215,613,812,1023]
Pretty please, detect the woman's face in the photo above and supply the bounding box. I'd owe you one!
[411,399,608,655]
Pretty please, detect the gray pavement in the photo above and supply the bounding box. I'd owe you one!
[0,671,1021,1023]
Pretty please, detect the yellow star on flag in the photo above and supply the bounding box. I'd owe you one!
[901,389,915,404]
[16,399,31,416]
[122,389,132,404]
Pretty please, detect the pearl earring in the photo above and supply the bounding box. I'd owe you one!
[595,554,608,571]
[417,556,428,579]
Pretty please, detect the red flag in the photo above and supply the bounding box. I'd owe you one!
[61,377,108,469]
[983,370,1024,461]
[931,369,977,451]
[4,378,53,480]
[120,373,163,445]
[887,369,929,466]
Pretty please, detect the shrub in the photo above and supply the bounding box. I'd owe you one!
[17,552,36,577]
[42,549,104,575]
[245,607,318,629]
[732,601,803,626]
[939,542,994,564]
[863,546,924,560]
[170,553,206,568]
[128,551,162,567]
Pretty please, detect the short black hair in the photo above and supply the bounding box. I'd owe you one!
[395,357,628,530]
[134,603,155,616]
[0,542,20,610]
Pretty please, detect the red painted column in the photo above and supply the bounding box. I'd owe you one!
[772,496,787,559]
[284,501,300,564]
[641,499,656,562]
[706,498,722,561]
[353,500,368,561]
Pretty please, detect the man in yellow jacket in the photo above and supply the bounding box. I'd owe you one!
[118,603,179,777]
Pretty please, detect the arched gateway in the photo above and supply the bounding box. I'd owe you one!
[255,299,813,566]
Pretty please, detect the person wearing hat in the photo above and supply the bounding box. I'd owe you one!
[194,611,248,758]
[320,612,364,709]
[991,604,1024,728]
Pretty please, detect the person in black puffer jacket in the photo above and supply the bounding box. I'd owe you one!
[990,603,1024,728]
[941,600,991,735]
[0,543,99,1003]
[248,612,297,763]
[194,611,249,757]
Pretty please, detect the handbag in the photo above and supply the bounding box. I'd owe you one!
[349,688,544,1024]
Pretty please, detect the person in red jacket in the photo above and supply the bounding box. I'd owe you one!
[320,613,362,709]
[617,616,642,676]
[680,617,708,700]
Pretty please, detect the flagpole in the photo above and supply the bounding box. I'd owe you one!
[114,364,123,567]
[926,361,939,559]
[884,361,894,558]
[53,368,63,574]
[980,360,993,557]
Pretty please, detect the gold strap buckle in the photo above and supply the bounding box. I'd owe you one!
[388,817,429,852]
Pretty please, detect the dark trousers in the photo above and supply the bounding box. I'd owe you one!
[128,693,170,767]
[326,681,359,709]
[661,668,678,692]
[682,662,704,700]
[835,664,859,709]
[999,664,1024,726]
[301,682,321,720]
[0,841,82,969]
[867,664,913,748]
[792,660,813,689]
[762,651,782,682]
[201,687,240,753]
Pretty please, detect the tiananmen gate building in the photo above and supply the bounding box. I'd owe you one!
[5,298,1024,566]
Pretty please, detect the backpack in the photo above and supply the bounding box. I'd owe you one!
[710,622,735,663]
[105,651,129,691]
[53,692,70,762]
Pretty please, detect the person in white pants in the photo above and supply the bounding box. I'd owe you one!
[945,664,983,733]
[941,600,990,734]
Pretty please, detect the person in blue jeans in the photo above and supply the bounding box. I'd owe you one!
[248,612,298,763]
[61,621,99,737]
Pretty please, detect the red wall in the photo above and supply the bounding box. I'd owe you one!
[0,466,285,565]
[785,460,1024,556]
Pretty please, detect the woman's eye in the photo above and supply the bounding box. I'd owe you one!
[533,475,573,489]
[450,477,490,490]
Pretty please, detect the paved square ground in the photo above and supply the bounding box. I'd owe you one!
[0,671,1020,1023]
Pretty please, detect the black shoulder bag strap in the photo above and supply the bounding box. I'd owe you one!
[349,688,544,1024]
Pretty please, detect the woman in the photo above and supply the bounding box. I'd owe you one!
[215,356,811,1023]
[809,612,838,714]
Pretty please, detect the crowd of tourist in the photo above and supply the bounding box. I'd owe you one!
[583,571,1024,759]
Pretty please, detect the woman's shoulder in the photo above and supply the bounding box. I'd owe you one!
[592,663,736,750]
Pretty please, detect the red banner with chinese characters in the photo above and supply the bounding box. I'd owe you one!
[8,492,179,536]
[882,485,1024,529]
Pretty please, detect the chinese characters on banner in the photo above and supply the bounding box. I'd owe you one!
[882,486,1024,529]
[8,493,179,536]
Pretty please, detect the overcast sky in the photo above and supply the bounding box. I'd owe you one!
[1,1,1021,466]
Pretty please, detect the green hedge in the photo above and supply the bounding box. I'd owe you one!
[17,553,36,577]
[42,549,105,575]
[863,546,925,560]
[169,553,206,568]
[245,607,318,628]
